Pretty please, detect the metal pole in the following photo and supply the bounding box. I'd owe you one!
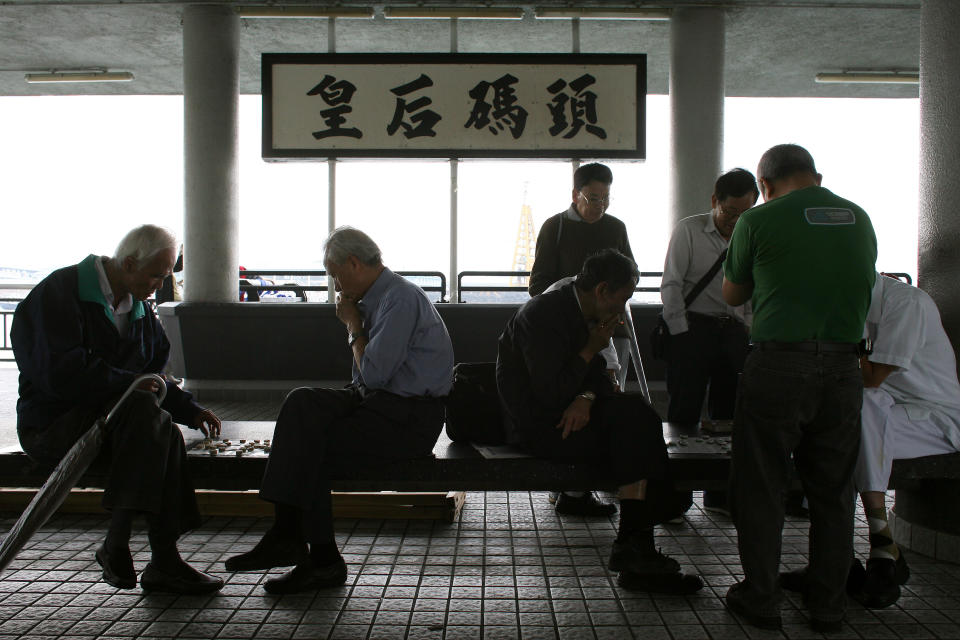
[449,17,459,304]
[327,17,337,303]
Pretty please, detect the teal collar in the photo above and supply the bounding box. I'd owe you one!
[76,254,146,323]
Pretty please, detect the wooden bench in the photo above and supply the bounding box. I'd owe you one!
[1,420,956,494]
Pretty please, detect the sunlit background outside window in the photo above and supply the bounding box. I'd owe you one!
[0,94,919,290]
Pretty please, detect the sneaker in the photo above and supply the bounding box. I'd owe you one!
[725,581,782,630]
[617,570,704,594]
[608,538,680,575]
[555,491,617,517]
[855,554,910,608]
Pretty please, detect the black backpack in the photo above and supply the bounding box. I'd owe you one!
[444,362,506,445]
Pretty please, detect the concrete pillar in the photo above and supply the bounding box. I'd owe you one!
[891,0,960,563]
[669,8,725,225]
[918,0,960,355]
[182,5,239,302]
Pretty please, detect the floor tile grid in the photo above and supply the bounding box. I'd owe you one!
[0,493,959,640]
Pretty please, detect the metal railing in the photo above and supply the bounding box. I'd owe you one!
[456,270,665,303]
[238,269,448,302]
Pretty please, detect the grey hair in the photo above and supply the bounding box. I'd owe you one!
[323,226,383,266]
[757,144,818,183]
[113,225,178,267]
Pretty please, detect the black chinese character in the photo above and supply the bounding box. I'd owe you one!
[308,75,362,140]
[464,73,528,139]
[387,74,442,139]
[546,74,607,140]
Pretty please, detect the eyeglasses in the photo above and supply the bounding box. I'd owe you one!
[718,205,746,218]
[578,192,611,207]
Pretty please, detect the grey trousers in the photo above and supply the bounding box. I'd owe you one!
[18,390,201,536]
[729,348,862,620]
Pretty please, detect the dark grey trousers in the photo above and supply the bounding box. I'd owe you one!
[665,316,749,425]
[259,386,445,544]
[729,349,862,620]
[18,390,201,537]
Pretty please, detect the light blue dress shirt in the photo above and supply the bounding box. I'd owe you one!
[353,268,454,398]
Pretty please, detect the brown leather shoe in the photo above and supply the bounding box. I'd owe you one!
[263,557,348,594]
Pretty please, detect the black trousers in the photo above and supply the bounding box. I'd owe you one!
[729,349,862,619]
[259,386,445,544]
[519,393,681,523]
[665,315,749,424]
[18,391,201,537]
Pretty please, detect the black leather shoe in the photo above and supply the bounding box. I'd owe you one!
[141,561,224,595]
[810,617,844,633]
[725,582,782,630]
[225,531,308,572]
[555,491,617,517]
[263,557,348,594]
[608,539,681,575]
[617,570,704,594]
[855,554,910,608]
[779,557,866,597]
[96,544,136,590]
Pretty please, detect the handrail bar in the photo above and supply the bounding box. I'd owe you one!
[237,269,447,302]
[456,270,665,303]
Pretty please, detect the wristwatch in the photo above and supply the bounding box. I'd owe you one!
[577,390,597,402]
[348,329,368,347]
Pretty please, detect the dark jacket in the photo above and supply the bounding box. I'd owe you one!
[528,207,633,296]
[12,254,201,436]
[496,282,613,444]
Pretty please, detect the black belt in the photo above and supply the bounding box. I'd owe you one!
[687,311,742,327]
[753,341,859,354]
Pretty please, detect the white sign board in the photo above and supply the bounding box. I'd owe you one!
[263,53,646,159]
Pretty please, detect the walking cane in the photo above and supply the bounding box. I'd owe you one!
[0,374,167,574]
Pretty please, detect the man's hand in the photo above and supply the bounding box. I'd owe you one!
[335,293,363,333]
[191,409,222,438]
[136,378,163,393]
[556,396,592,440]
[580,315,619,363]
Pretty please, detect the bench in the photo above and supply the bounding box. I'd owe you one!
[0,420,956,494]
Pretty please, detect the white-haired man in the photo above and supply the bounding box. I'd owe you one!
[12,224,223,594]
[225,227,455,594]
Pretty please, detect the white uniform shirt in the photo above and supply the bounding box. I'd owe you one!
[866,274,960,448]
[660,212,749,335]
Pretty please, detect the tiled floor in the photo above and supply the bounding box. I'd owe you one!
[1,492,958,640]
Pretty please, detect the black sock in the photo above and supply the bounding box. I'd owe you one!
[309,542,341,566]
[273,503,303,540]
[617,499,655,549]
[105,509,134,550]
[146,515,181,570]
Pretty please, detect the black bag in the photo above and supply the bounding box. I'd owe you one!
[444,362,506,445]
[649,249,728,360]
[649,314,669,360]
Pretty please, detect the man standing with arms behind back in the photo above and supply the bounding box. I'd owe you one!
[721,144,877,633]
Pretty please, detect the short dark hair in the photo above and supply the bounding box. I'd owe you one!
[714,168,759,202]
[575,249,639,293]
[757,144,818,183]
[573,163,613,191]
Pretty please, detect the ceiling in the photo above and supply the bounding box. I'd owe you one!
[0,1,921,98]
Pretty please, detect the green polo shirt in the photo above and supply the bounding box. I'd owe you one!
[724,186,877,343]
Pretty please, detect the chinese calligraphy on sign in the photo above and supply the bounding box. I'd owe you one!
[265,53,645,159]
